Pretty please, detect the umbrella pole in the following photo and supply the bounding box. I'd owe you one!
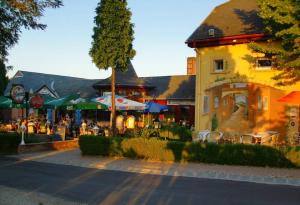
[96,109,98,122]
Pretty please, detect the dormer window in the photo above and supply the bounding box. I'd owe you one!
[256,58,272,70]
[214,59,225,72]
[208,29,215,37]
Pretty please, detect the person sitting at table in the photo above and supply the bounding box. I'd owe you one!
[81,120,87,135]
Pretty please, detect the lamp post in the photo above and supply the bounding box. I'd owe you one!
[20,124,26,145]
[25,91,29,138]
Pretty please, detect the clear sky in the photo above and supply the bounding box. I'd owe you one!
[7,0,227,79]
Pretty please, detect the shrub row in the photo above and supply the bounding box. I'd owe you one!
[0,132,21,154]
[79,135,299,168]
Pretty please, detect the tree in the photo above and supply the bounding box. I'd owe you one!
[0,0,62,95]
[249,0,300,85]
[90,0,135,136]
[0,60,8,95]
[0,0,63,60]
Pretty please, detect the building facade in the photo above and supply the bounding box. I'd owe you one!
[186,0,300,138]
[4,61,196,126]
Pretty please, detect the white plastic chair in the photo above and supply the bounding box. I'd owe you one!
[196,130,211,142]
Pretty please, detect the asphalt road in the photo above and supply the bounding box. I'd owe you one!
[0,157,299,205]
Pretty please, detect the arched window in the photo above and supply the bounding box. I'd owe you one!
[214,96,219,108]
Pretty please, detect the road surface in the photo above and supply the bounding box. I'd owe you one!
[0,157,299,205]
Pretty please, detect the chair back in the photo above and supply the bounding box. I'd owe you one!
[240,134,254,144]
[207,131,223,143]
[197,130,211,141]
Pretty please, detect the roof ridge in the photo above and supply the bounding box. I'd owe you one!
[141,74,195,78]
[16,70,100,81]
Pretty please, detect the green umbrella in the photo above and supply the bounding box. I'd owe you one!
[0,96,25,109]
[44,94,80,109]
[61,97,107,110]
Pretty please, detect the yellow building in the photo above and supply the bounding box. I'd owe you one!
[186,0,300,140]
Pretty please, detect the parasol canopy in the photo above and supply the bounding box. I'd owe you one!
[44,94,79,109]
[144,101,168,113]
[278,91,300,104]
[0,96,25,109]
[61,97,107,110]
[92,95,146,111]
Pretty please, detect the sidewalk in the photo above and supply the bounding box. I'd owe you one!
[9,149,300,187]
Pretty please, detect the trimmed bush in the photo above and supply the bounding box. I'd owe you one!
[280,146,300,167]
[79,135,110,155]
[79,135,299,168]
[160,123,192,141]
[0,132,21,154]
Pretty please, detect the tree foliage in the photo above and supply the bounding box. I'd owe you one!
[0,59,8,95]
[0,0,62,94]
[249,0,300,85]
[89,0,136,71]
[90,0,135,136]
[0,0,63,60]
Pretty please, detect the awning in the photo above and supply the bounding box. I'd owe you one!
[0,96,26,109]
[278,91,300,104]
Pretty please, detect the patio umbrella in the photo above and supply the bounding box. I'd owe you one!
[144,101,168,113]
[44,94,80,109]
[61,97,107,110]
[0,96,25,109]
[92,95,146,110]
[278,91,300,104]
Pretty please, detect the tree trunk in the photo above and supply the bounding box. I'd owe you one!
[111,67,116,136]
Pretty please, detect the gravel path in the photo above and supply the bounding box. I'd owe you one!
[0,185,87,205]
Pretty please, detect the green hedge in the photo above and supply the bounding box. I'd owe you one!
[79,135,299,168]
[0,132,21,154]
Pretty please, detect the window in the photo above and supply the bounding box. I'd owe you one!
[214,59,225,72]
[223,98,228,106]
[203,96,209,114]
[214,96,219,108]
[256,58,272,70]
[263,96,269,111]
[258,95,268,111]
[257,96,262,111]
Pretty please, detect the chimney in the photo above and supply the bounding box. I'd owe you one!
[187,57,196,75]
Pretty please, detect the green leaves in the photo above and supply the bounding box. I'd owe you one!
[250,0,300,85]
[89,0,136,71]
[0,0,63,60]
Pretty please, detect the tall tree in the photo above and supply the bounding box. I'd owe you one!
[90,0,135,136]
[0,60,8,95]
[0,0,63,60]
[0,0,62,95]
[249,0,300,85]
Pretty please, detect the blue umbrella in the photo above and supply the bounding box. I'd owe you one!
[145,101,168,113]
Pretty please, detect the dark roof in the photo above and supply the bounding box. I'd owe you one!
[5,71,99,98]
[141,75,195,100]
[186,0,264,43]
[5,70,195,101]
[93,61,153,88]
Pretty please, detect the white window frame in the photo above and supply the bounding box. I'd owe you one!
[203,95,209,114]
[256,58,272,71]
[214,59,225,73]
[214,96,219,109]
[257,95,262,111]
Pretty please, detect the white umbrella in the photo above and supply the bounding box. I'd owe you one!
[92,95,146,111]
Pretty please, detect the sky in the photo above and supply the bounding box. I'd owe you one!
[7,0,227,79]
